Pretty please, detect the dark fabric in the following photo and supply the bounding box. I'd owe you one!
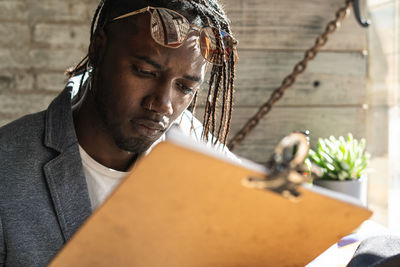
[0,87,92,267]
[0,216,5,266]
[348,235,400,267]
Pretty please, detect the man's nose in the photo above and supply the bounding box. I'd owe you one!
[144,80,174,116]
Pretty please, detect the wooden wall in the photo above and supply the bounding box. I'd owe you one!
[210,0,369,163]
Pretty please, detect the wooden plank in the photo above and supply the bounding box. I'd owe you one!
[222,0,368,51]
[198,50,366,106]
[195,106,367,163]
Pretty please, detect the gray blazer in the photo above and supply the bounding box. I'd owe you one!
[0,87,92,267]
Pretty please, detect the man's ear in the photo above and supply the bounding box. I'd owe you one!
[89,28,108,67]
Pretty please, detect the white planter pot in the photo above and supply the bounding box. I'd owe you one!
[313,176,368,206]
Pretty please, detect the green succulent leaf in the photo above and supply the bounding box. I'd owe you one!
[307,133,369,180]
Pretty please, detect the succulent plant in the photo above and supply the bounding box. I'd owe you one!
[307,134,369,181]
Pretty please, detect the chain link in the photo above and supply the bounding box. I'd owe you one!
[228,0,352,151]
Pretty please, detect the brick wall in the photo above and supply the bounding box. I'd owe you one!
[0,0,97,126]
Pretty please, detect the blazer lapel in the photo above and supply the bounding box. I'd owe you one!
[44,148,92,241]
[43,87,92,241]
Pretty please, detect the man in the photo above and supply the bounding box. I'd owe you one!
[0,0,237,266]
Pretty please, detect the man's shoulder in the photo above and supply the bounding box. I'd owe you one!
[0,111,46,148]
[0,111,50,186]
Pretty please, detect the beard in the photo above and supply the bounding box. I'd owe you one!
[91,85,154,156]
[106,125,153,155]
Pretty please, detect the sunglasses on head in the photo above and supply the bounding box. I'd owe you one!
[112,6,238,66]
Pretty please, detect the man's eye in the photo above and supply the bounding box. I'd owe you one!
[132,65,157,78]
[176,82,195,95]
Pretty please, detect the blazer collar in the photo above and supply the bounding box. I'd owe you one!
[43,86,92,242]
[44,87,77,152]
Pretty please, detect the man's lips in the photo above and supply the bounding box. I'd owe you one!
[135,119,166,131]
[132,119,167,137]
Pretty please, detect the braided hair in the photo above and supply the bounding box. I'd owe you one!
[67,0,236,146]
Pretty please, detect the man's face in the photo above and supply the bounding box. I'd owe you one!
[91,13,207,154]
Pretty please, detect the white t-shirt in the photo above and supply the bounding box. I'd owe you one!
[79,145,128,210]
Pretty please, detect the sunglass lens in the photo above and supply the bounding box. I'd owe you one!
[200,27,235,65]
[150,8,190,48]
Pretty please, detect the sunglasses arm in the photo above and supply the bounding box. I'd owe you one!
[112,7,150,21]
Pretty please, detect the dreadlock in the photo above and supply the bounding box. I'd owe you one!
[66,0,236,146]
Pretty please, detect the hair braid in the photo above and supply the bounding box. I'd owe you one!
[204,64,223,142]
[223,52,236,145]
[191,1,236,145]
[90,1,104,42]
[202,67,216,139]
[210,66,223,144]
[188,90,199,133]
[216,60,228,143]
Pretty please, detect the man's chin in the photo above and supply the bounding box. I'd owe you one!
[113,136,154,155]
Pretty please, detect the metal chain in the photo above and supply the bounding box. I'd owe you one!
[228,0,352,151]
